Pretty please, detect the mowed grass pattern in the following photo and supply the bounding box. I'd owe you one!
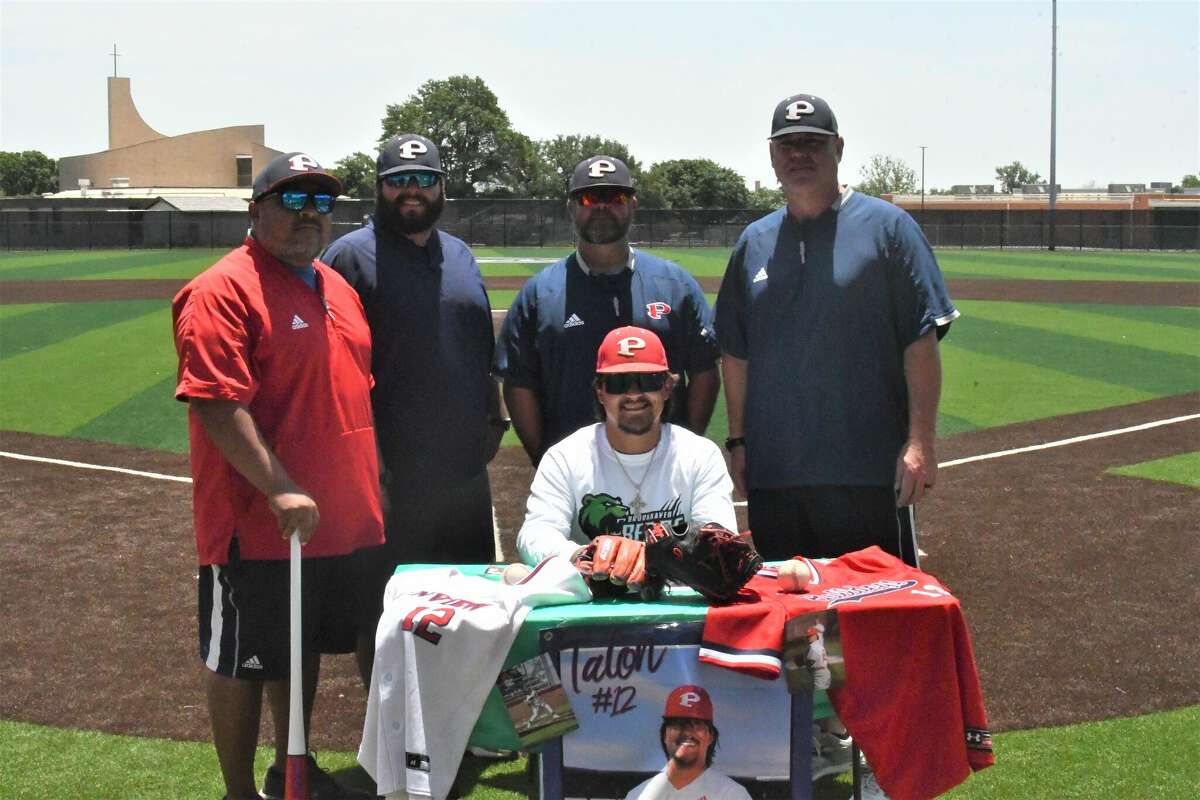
[1,249,1197,453]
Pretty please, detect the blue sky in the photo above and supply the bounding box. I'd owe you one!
[2,0,1196,191]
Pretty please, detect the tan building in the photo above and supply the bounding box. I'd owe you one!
[57,77,283,192]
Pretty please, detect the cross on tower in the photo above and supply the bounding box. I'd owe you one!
[110,44,121,77]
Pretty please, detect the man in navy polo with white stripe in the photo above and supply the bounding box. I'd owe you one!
[496,156,721,465]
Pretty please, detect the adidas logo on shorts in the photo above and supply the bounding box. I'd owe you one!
[291,314,309,330]
[241,655,264,670]
[753,267,768,284]
[563,314,585,328]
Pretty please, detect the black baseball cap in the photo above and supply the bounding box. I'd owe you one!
[252,152,343,201]
[769,94,839,139]
[377,134,446,178]
[569,155,635,195]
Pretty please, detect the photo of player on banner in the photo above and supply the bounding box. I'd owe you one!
[538,621,813,800]
[782,610,845,694]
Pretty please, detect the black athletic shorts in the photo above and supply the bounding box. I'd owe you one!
[746,485,919,566]
[198,538,376,680]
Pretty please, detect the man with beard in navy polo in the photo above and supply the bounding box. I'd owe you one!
[321,134,504,680]
[496,156,720,467]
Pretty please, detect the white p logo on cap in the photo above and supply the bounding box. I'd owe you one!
[288,154,320,172]
[678,691,701,708]
[397,140,429,160]
[785,100,815,120]
[616,336,646,358]
[588,159,617,179]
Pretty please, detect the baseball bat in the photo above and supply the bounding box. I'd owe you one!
[285,531,308,800]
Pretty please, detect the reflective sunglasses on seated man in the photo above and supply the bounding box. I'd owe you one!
[261,190,336,215]
[598,371,668,394]
[383,172,441,189]
[575,187,632,207]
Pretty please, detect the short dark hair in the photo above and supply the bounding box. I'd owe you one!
[659,719,719,768]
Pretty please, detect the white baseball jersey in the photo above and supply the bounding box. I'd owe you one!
[517,423,737,565]
[359,557,591,800]
[624,766,752,800]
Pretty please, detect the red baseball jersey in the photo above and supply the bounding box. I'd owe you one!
[699,547,993,800]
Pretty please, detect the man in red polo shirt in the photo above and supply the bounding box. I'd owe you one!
[173,152,383,800]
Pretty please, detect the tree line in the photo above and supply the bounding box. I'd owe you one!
[4,75,1198,203]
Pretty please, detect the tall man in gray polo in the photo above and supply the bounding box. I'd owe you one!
[715,94,958,566]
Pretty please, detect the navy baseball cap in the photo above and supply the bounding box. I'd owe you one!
[378,134,446,178]
[769,94,839,139]
[252,152,343,201]
[569,156,635,195]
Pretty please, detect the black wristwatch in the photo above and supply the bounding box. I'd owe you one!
[489,417,512,432]
[724,436,746,452]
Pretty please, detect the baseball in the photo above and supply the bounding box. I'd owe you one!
[777,559,812,593]
[502,562,532,585]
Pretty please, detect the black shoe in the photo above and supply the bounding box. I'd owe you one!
[261,754,373,800]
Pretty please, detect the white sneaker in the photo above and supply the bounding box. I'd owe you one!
[848,760,890,800]
[811,725,853,780]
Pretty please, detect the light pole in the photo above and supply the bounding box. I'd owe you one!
[920,145,927,226]
[1049,0,1058,250]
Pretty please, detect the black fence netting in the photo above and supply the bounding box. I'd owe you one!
[1,200,1197,251]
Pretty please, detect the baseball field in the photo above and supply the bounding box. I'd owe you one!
[1,246,1198,798]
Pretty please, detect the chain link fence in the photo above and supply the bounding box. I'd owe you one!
[2,200,1197,250]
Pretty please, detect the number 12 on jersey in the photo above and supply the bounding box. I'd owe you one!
[402,606,455,644]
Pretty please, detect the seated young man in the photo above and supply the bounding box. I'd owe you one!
[516,326,736,593]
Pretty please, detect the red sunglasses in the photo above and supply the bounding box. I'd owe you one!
[576,188,632,207]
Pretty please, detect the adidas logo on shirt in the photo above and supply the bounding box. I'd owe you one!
[291,314,309,330]
[241,655,263,670]
[752,267,768,284]
[563,314,585,328]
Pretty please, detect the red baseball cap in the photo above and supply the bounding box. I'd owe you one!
[663,685,713,721]
[595,326,669,374]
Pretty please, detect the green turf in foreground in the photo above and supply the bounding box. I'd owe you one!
[2,707,1197,799]
[1108,451,1200,489]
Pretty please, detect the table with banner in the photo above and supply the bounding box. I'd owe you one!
[383,553,994,800]
[393,564,830,800]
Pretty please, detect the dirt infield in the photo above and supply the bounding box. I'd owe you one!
[2,268,1197,752]
[1,393,1197,752]
[3,276,1199,306]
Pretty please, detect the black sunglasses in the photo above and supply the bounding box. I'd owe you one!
[262,191,336,215]
[598,372,668,394]
[383,172,441,189]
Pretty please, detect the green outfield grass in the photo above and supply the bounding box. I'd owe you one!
[3,247,1195,284]
[1,247,1198,798]
[1109,451,1200,488]
[0,248,226,281]
[3,706,1197,799]
[1,295,1196,453]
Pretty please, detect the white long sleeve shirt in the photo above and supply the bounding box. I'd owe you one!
[517,423,737,566]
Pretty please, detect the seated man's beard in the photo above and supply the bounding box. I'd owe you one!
[376,190,446,235]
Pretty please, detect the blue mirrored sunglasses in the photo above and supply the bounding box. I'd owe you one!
[270,191,336,214]
[383,172,440,189]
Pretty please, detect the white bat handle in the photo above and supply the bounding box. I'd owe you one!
[288,531,306,757]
